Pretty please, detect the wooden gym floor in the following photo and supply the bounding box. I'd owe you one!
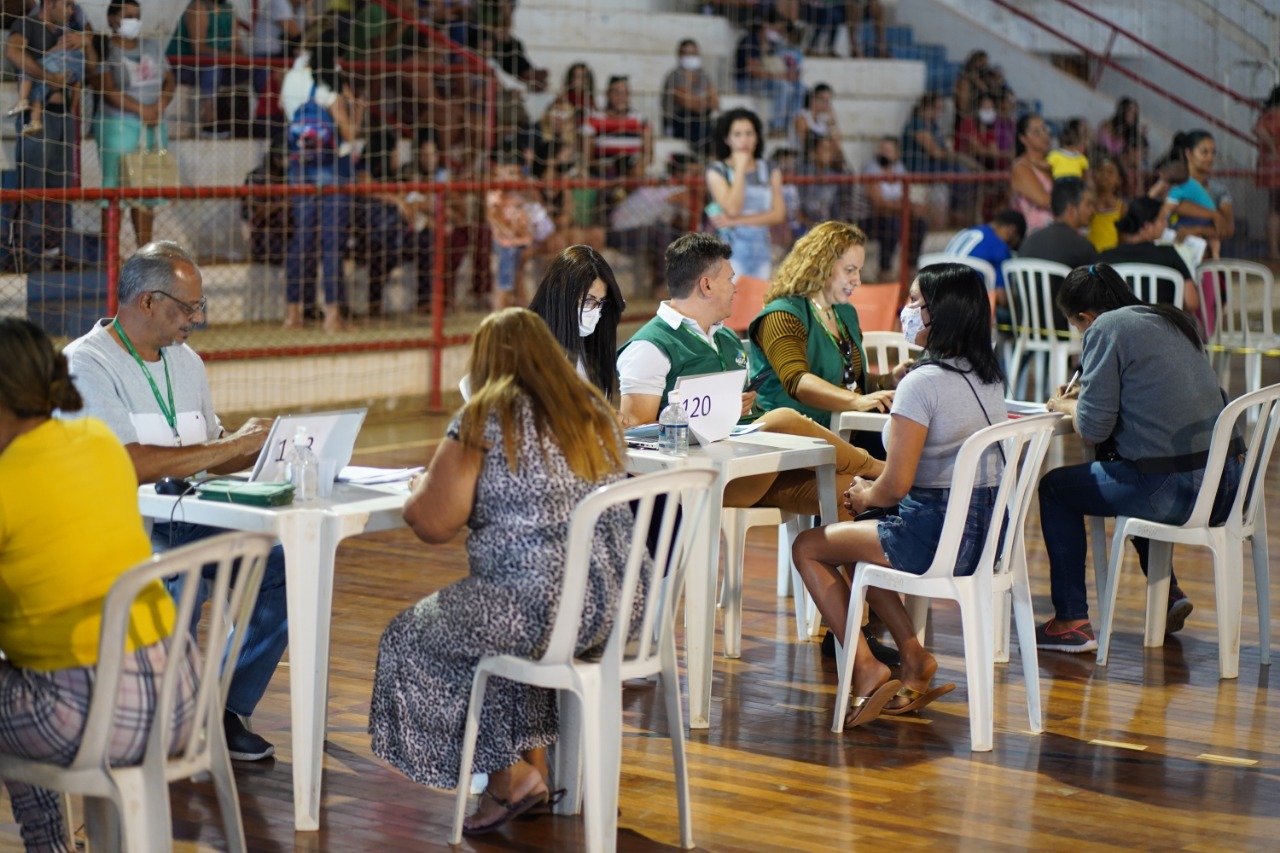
[2,415,1278,852]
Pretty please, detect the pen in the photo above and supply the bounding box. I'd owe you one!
[1063,369,1081,396]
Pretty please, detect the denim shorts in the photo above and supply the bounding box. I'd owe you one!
[877,485,1000,576]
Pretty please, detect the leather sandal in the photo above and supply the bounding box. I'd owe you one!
[520,787,567,818]
[461,787,549,836]
[881,682,956,716]
[843,678,901,729]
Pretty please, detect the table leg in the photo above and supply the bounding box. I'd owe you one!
[684,482,725,730]
[277,512,340,832]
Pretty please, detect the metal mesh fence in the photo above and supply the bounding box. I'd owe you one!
[0,0,1274,412]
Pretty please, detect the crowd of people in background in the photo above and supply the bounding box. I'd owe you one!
[0,2,1274,330]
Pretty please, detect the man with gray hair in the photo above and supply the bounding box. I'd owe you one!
[64,241,288,761]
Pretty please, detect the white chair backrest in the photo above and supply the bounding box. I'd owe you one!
[860,330,922,376]
[1198,259,1276,343]
[540,467,716,671]
[74,532,274,775]
[1182,384,1280,532]
[1002,258,1076,346]
[459,374,472,402]
[918,253,998,291]
[918,413,1061,581]
[1111,262,1185,309]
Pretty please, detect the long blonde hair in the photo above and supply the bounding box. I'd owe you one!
[459,308,625,481]
[764,221,867,303]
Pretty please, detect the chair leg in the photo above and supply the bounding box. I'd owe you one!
[1089,518,1110,630]
[1253,509,1271,667]
[660,642,694,849]
[831,578,869,733]
[720,517,747,659]
[958,581,995,752]
[1096,523,1131,666]
[210,731,248,853]
[554,691,584,816]
[577,678,616,853]
[776,518,799,598]
[993,586,1011,664]
[1213,538,1243,680]
[450,671,490,844]
[83,796,122,853]
[906,595,929,647]
[1142,540,1175,646]
[790,565,811,642]
[1010,549,1043,734]
[115,771,173,853]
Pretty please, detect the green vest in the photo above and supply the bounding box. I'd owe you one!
[620,315,749,415]
[748,295,867,424]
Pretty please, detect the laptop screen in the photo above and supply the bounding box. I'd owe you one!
[250,408,367,482]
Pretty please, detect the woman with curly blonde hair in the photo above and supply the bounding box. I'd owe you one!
[748,221,905,424]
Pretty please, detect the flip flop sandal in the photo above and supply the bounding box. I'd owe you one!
[462,787,550,836]
[843,678,902,729]
[520,788,568,819]
[881,682,957,716]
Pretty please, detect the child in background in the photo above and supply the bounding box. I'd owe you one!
[1046,118,1091,182]
[7,35,87,136]
[485,154,552,311]
[1087,156,1127,252]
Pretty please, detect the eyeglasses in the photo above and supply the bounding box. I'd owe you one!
[582,294,608,311]
[151,290,207,318]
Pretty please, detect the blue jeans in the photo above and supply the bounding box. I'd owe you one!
[14,107,72,257]
[153,522,288,717]
[494,243,524,293]
[1039,456,1242,621]
[286,161,350,306]
[724,226,773,280]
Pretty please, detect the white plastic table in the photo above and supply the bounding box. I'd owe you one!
[626,431,838,729]
[138,481,410,832]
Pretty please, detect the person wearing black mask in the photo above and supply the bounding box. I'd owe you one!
[857,136,928,279]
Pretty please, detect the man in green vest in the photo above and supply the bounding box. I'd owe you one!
[618,232,881,518]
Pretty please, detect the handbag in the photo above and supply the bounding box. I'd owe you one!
[120,127,179,190]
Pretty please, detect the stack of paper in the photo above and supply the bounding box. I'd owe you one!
[338,466,424,485]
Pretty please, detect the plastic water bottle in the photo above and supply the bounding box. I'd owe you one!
[658,392,689,457]
[289,426,319,501]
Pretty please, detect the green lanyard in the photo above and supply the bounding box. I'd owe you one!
[112,318,179,444]
[680,323,733,371]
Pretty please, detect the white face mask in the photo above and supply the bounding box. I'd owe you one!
[978,107,997,125]
[578,304,603,337]
[900,304,928,346]
[679,55,702,72]
[117,17,143,39]
[765,29,782,44]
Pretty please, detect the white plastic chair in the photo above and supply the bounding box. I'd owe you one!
[917,252,998,291]
[832,414,1061,751]
[1198,260,1276,397]
[450,467,716,853]
[0,531,275,853]
[720,506,810,655]
[1110,262,1188,309]
[459,374,472,401]
[1003,258,1080,401]
[1095,384,1280,679]
[830,330,921,443]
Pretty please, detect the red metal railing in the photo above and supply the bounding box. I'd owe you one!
[983,0,1259,147]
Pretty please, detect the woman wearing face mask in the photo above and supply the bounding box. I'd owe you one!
[527,244,625,400]
[791,263,1004,728]
[94,0,175,248]
[955,94,1008,172]
[1035,263,1240,653]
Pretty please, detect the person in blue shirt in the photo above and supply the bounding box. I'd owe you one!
[943,209,1026,323]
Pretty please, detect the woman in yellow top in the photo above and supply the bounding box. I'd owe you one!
[1087,156,1127,252]
[0,318,196,852]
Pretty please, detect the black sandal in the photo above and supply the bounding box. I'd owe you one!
[461,787,550,836]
